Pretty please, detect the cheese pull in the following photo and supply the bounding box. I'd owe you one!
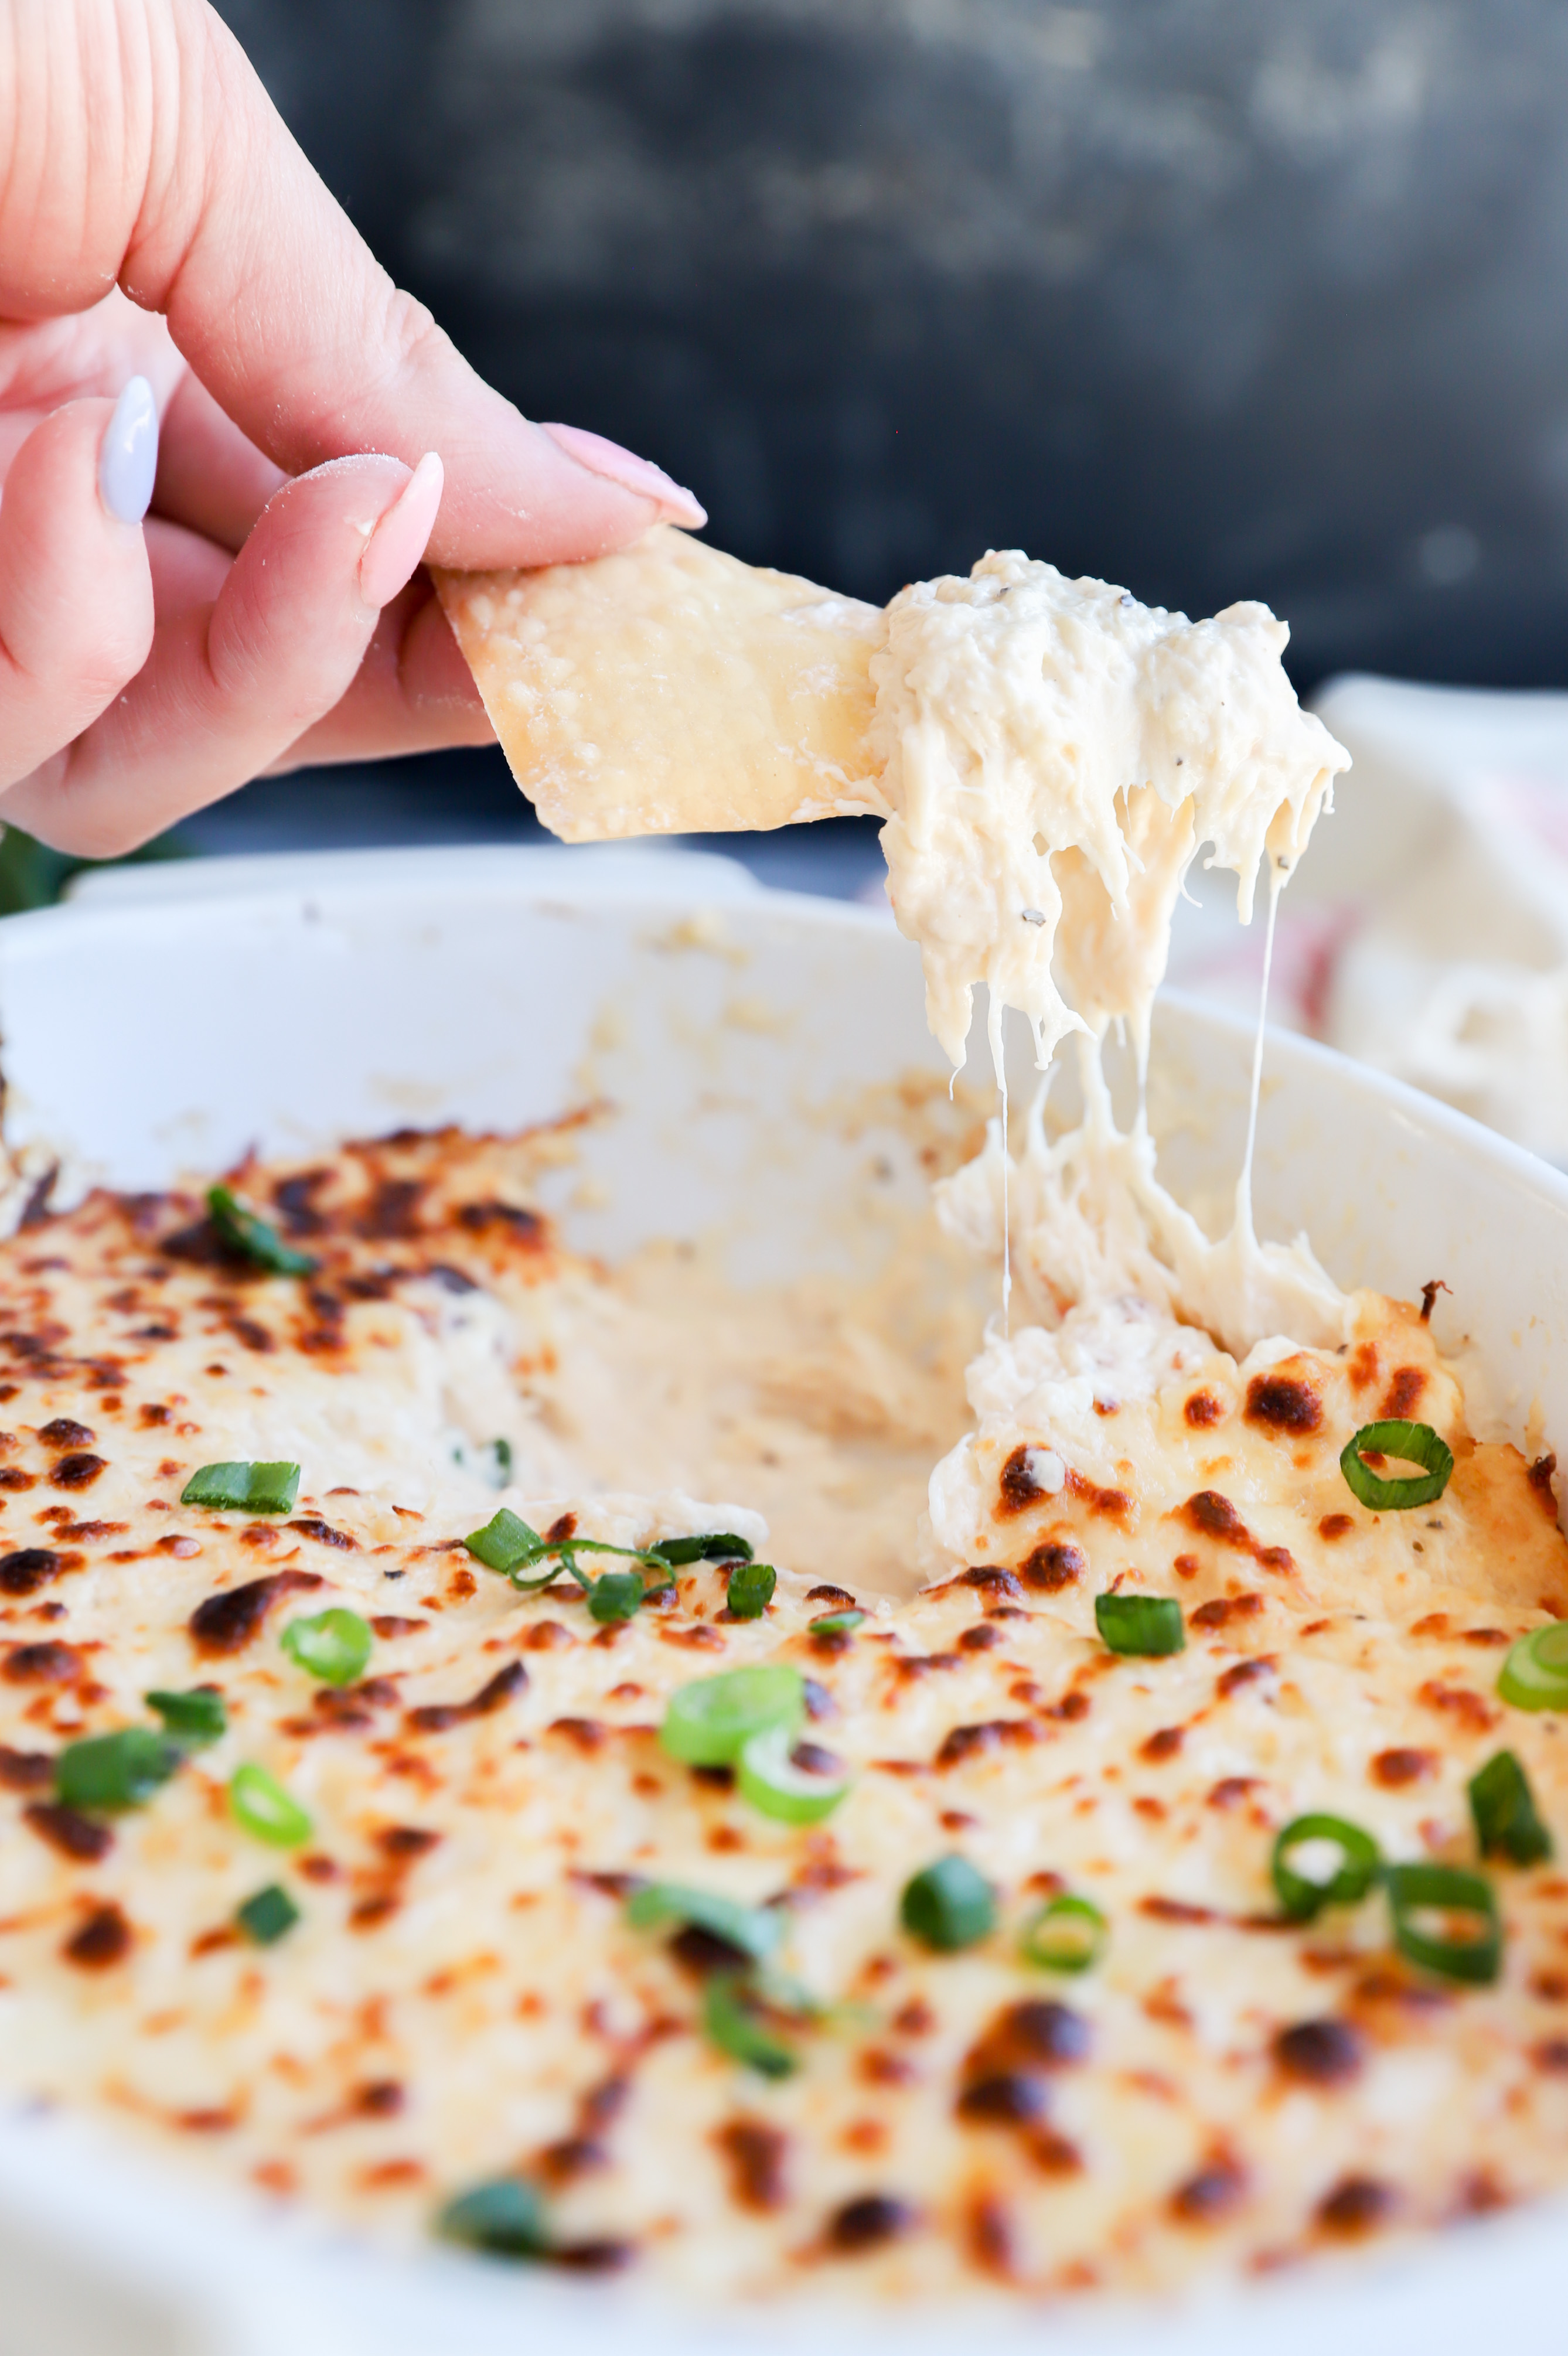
[434,524,889,843]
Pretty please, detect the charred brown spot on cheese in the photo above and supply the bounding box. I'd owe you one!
[860,2048,920,2086]
[971,1999,1091,2074]
[47,1454,106,1490]
[1315,2175,1399,2238]
[1141,1897,1216,1925]
[956,2072,1048,2124]
[1274,2019,1364,2086]
[1244,1375,1322,1434]
[1028,2129,1085,2176]
[0,1547,69,1595]
[25,1802,113,1861]
[371,1615,428,1639]
[406,1659,527,1733]
[806,1585,857,1607]
[38,1419,94,1450]
[546,1513,578,1544]
[1141,1725,1185,1761]
[824,2193,916,2254]
[716,2117,790,2211]
[1216,1656,1276,1698]
[0,1468,35,1491]
[959,1566,1023,1601]
[4,1640,81,1684]
[958,1623,1001,1652]
[1371,1746,1437,1787]
[288,1518,358,1551]
[0,1744,53,1789]
[455,1199,544,1246]
[1191,1594,1263,1630]
[1018,1539,1085,1591]
[936,1719,1038,1768]
[63,1902,132,1969]
[996,1445,1048,1518]
[1416,1679,1498,1732]
[1170,2154,1246,2225]
[1381,1365,1428,1419]
[189,1570,323,1656]
[965,2191,1018,2279]
[1318,1512,1354,1541]
[523,1619,573,1652]
[550,1716,608,1752]
[1065,1468,1131,1520]
[1184,1392,1222,1427]
[1530,1453,1560,1517]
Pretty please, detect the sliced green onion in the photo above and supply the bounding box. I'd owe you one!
[1498,1622,1568,1711]
[647,1532,754,1567]
[1468,1750,1553,1865]
[56,1727,183,1812]
[900,1855,996,1952]
[624,1881,783,1962]
[1272,1813,1382,1919]
[585,1571,646,1624]
[236,1883,301,1945]
[145,1686,227,1748]
[703,1974,799,2078]
[1020,1892,1108,1973]
[281,1608,373,1687]
[436,2177,549,2260]
[463,1508,546,1576]
[810,1608,865,1635]
[737,1723,851,1825]
[206,1184,318,1277]
[1095,1592,1185,1657]
[1339,1419,1454,1511]
[228,1763,312,1849]
[181,1460,301,1515]
[725,1561,776,1618]
[660,1665,804,1767]
[1385,1861,1501,1985]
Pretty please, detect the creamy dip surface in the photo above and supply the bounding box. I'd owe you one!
[0,552,1563,2311]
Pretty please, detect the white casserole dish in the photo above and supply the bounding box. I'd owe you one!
[0,844,1565,2356]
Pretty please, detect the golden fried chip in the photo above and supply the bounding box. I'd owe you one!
[435,524,888,841]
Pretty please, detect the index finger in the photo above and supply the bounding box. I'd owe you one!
[0,0,703,570]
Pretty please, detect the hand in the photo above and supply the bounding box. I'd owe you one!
[0,0,705,856]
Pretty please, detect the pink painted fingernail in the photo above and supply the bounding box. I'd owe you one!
[541,423,706,529]
[359,451,444,608]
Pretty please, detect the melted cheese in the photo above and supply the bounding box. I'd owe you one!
[0,1151,1564,2306]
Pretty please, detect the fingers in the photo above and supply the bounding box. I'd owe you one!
[1,1,704,571]
[0,392,156,791]
[0,449,443,856]
[154,365,285,551]
[262,579,496,773]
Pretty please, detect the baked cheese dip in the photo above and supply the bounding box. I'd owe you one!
[3,548,1565,2309]
[0,1130,1566,2302]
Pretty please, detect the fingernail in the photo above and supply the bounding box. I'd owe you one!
[359,451,445,608]
[98,376,159,526]
[542,423,706,529]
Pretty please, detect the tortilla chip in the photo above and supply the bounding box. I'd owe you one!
[434,524,889,842]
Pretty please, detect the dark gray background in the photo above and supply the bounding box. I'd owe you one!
[190,0,1568,882]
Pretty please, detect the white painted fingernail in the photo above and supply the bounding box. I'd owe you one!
[98,377,159,526]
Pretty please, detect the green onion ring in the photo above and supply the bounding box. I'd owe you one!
[55,1727,183,1813]
[900,1854,996,1952]
[702,1974,799,2078]
[281,1608,373,1687]
[659,1665,805,1767]
[1339,1420,1454,1511]
[436,2177,550,2260]
[1498,1622,1568,1711]
[624,1881,783,1961]
[1271,1813,1382,1919]
[1094,1592,1185,1657]
[724,1560,776,1619]
[1384,1861,1502,1985]
[1019,1892,1108,1973]
[228,1763,313,1849]
[1468,1749,1553,1864]
[737,1723,851,1825]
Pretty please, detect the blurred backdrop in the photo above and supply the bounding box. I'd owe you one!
[117,1,1568,889]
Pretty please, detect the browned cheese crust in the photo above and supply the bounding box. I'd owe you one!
[0,1133,1565,2303]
